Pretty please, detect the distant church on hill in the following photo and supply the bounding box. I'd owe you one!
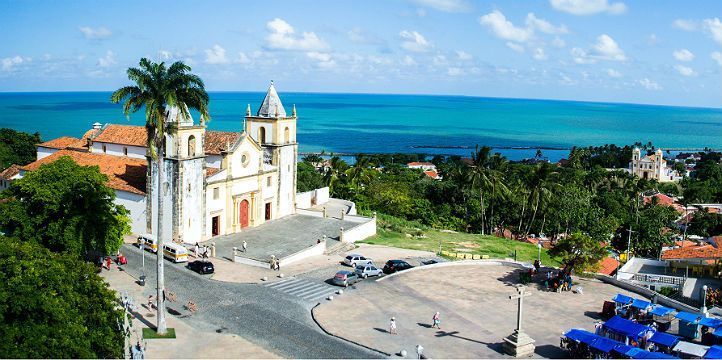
[15,82,299,244]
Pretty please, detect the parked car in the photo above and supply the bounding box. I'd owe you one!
[343,254,373,268]
[383,260,414,274]
[421,259,440,266]
[355,264,383,278]
[332,270,361,287]
[188,260,215,275]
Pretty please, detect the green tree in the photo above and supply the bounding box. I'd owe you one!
[633,203,678,257]
[0,157,130,257]
[111,58,210,335]
[0,128,42,169]
[548,232,608,274]
[297,162,325,192]
[0,238,124,358]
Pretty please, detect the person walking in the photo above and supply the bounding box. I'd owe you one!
[389,317,397,334]
[416,344,424,359]
[242,240,247,253]
[432,312,441,329]
[194,243,199,258]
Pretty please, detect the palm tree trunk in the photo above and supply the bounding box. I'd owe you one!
[480,192,485,235]
[527,196,540,236]
[518,197,526,237]
[156,155,167,335]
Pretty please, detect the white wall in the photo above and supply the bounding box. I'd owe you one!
[115,190,147,235]
[37,147,57,160]
[179,158,205,244]
[341,217,376,243]
[315,187,329,205]
[296,191,312,209]
[91,142,146,159]
[205,184,226,238]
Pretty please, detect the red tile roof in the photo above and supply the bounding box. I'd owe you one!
[675,240,698,248]
[408,162,434,166]
[661,245,722,260]
[597,257,619,276]
[206,167,221,177]
[643,193,684,213]
[91,125,241,155]
[37,136,85,150]
[21,150,147,195]
[423,170,439,179]
[0,164,21,180]
[205,131,241,155]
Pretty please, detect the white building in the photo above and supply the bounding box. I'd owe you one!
[628,148,683,182]
[16,82,299,244]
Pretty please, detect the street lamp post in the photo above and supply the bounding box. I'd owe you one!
[626,228,635,262]
[139,240,146,286]
[702,285,709,316]
[537,243,542,264]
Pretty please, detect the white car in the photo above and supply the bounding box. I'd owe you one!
[355,264,383,278]
[343,254,373,267]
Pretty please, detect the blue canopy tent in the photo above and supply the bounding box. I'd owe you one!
[650,305,676,317]
[563,329,621,358]
[565,329,597,343]
[631,299,652,310]
[603,316,652,345]
[614,294,635,317]
[612,344,646,358]
[700,317,722,329]
[676,312,704,339]
[635,351,678,359]
[649,332,681,353]
[590,336,623,353]
[704,345,722,359]
[650,305,676,332]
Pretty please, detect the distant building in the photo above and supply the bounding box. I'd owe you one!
[628,148,683,182]
[0,164,21,191]
[407,161,441,180]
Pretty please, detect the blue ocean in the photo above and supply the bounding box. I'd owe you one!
[1,92,721,162]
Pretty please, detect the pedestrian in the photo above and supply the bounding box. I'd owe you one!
[194,243,199,258]
[432,311,441,329]
[202,246,209,259]
[105,256,112,270]
[147,295,155,309]
[416,344,424,359]
[242,240,247,253]
[389,317,397,334]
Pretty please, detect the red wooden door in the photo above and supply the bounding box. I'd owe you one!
[212,216,219,236]
[240,200,249,228]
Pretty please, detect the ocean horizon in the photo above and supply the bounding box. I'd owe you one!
[1,91,721,162]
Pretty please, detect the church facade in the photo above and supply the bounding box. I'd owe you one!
[18,82,298,244]
[628,148,682,182]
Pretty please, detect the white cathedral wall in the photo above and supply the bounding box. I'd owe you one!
[37,146,57,160]
[277,145,296,218]
[205,184,226,238]
[115,190,146,235]
[91,142,146,159]
[179,158,205,243]
[149,160,174,244]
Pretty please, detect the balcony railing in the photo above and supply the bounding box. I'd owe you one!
[632,273,685,286]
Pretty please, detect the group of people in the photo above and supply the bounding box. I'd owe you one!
[270,255,281,271]
[193,244,210,259]
[388,311,442,335]
[544,270,574,293]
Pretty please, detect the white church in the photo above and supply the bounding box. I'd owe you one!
[15,82,301,244]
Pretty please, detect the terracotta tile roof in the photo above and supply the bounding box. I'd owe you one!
[206,167,221,177]
[20,150,147,195]
[597,257,619,276]
[675,240,698,248]
[205,131,241,155]
[408,162,434,167]
[423,170,439,179]
[0,164,21,180]
[93,124,148,147]
[643,193,684,213]
[661,245,722,260]
[37,136,85,150]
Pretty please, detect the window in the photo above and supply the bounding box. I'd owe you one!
[213,187,219,200]
[267,176,272,187]
[102,145,107,153]
[259,127,266,144]
[284,127,290,143]
[187,183,191,192]
[123,147,128,156]
[188,135,196,157]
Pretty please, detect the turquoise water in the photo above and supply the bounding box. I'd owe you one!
[1,92,721,162]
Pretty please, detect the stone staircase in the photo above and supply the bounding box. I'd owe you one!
[325,239,354,255]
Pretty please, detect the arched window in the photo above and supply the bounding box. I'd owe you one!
[259,127,266,144]
[284,127,290,143]
[188,135,196,157]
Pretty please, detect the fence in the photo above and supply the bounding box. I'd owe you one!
[341,217,376,243]
[596,274,699,313]
[296,187,330,209]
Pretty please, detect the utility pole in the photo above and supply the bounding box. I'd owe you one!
[626,228,635,263]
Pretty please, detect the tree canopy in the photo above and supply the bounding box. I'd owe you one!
[0,156,130,257]
[0,237,124,358]
[548,232,608,273]
[0,128,41,169]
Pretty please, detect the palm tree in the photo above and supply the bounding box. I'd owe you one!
[525,162,557,236]
[111,58,209,335]
[468,146,494,235]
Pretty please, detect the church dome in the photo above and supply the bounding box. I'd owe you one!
[256,81,286,118]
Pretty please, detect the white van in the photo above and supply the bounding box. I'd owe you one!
[137,234,158,253]
[163,243,189,263]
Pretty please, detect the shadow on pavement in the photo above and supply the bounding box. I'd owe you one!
[584,310,602,320]
[416,322,432,328]
[373,327,388,334]
[434,330,486,346]
[535,344,566,358]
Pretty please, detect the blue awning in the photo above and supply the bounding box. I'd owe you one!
[700,317,722,329]
[712,327,722,337]
[637,352,677,359]
[649,332,681,347]
[614,293,634,304]
[631,299,651,310]
[650,305,675,317]
[564,329,597,343]
[704,345,722,359]
[614,344,645,357]
[676,312,703,324]
[604,316,651,338]
[590,336,622,353]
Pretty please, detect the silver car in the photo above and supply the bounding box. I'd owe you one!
[343,254,373,268]
[355,264,383,278]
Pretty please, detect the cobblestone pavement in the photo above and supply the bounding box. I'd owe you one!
[118,244,381,359]
[314,263,646,359]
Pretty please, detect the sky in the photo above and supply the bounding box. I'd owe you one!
[0,0,721,107]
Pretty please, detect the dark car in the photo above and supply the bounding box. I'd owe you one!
[188,260,214,275]
[383,260,414,274]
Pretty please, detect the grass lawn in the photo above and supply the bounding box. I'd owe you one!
[142,327,176,339]
[362,228,561,266]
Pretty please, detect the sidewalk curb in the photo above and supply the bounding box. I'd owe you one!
[311,302,392,357]
[375,258,534,282]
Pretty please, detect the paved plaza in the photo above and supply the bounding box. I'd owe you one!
[202,214,358,261]
[314,263,643,359]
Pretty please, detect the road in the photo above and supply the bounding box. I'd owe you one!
[120,244,381,359]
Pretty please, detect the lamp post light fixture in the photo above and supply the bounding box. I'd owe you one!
[702,285,709,316]
[537,243,542,264]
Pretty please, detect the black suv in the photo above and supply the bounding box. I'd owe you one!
[188,260,214,275]
[383,260,413,274]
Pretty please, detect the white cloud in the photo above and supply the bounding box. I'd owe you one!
[1,55,30,71]
[606,68,621,77]
[533,48,548,60]
[399,30,431,52]
[479,10,532,43]
[506,42,525,53]
[432,55,447,66]
[526,13,568,34]
[97,51,116,68]
[638,78,662,91]
[552,36,566,48]
[549,0,626,15]
[674,64,697,77]
[456,50,473,60]
[265,18,328,51]
[204,44,229,64]
[673,19,698,32]
[79,26,112,40]
[673,49,694,62]
[712,52,722,66]
[236,52,250,64]
[703,18,722,46]
[447,67,464,76]
[401,55,417,66]
[409,0,470,12]
[572,34,625,63]
[157,50,173,60]
[306,52,336,68]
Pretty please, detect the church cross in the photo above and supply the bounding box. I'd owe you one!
[509,285,532,332]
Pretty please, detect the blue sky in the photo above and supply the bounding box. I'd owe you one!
[1,0,720,107]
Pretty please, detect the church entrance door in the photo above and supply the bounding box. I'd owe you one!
[240,200,249,228]
[265,202,272,221]
[212,216,220,236]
